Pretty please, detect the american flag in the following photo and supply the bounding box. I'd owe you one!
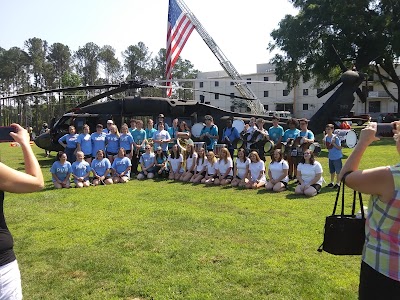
[166,0,195,97]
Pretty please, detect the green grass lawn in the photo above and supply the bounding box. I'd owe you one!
[2,139,397,300]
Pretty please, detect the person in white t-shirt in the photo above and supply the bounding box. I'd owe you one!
[180,143,198,182]
[295,149,323,197]
[231,148,250,187]
[266,149,289,192]
[168,144,184,180]
[214,148,233,186]
[245,151,267,189]
[190,148,207,183]
[201,151,218,185]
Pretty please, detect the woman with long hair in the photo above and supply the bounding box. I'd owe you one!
[76,124,92,164]
[231,148,250,187]
[51,151,72,189]
[91,149,113,186]
[119,123,134,159]
[214,147,233,186]
[137,145,156,180]
[245,151,266,189]
[201,151,218,185]
[180,143,197,182]
[154,146,168,178]
[58,125,78,163]
[168,144,184,180]
[295,149,323,197]
[190,148,207,183]
[105,124,120,164]
[266,149,289,192]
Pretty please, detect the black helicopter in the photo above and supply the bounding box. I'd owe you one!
[1,80,287,152]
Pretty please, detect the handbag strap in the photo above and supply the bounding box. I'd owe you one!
[332,171,365,219]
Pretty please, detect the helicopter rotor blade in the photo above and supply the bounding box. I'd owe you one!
[0,84,121,100]
[331,45,348,73]
[152,85,256,101]
[72,81,149,109]
[356,88,367,103]
[316,78,342,98]
[146,79,282,84]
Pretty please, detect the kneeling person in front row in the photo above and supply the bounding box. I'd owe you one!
[112,148,132,183]
[265,149,289,192]
[295,150,323,197]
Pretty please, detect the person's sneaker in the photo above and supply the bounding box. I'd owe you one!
[334,184,340,189]
[327,183,334,188]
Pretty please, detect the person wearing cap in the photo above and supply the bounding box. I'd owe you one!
[152,122,171,156]
[222,118,240,158]
[103,120,114,134]
[156,114,169,130]
[200,115,219,151]
[268,116,284,144]
[40,122,50,157]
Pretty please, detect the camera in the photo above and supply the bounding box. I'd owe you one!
[375,123,395,138]
[0,126,17,142]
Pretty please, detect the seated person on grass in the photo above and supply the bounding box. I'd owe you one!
[91,149,113,186]
[71,151,91,188]
[50,151,72,189]
[112,148,131,183]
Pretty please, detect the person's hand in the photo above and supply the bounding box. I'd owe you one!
[10,123,30,146]
[359,122,380,146]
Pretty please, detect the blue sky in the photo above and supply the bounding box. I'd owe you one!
[0,0,298,74]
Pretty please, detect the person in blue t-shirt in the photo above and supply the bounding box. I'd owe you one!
[58,125,78,163]
[119,124,134,159]
[145,119,157,148]
[131,119,147,175]
[323,124,343,188]
[71,151,91,188]
[105,125,120,164]
[200,115,219,151]
[76,124,92,164]
[50,151,72,188]
[91,124,107,158]
[91,150,113,186]
[268,116,284,144]
[283,118,301,180]
[111,148,132,183]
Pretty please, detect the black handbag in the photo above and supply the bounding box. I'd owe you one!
[318,173,366,255]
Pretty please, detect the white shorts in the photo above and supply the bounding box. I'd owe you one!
[0,260,22,300]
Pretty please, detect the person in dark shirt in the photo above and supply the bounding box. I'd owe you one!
[0,123,44,299]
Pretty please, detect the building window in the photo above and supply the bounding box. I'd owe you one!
[264,77,269,81]
[303,89,308,96]
[205,101,211,105]
[215,93,219,100]
[247,78,251,84]
[276,104,293,113]
[230,106,235,112]
[303,104,309,110]
[230,81,234,86]
[246,107,251,112]
[200,95,205,103]
[215,81,219,87]
[264,91,269,97]
[369,101,381,113]
[283,90,290,96]
[263,104,269,111]
[230,93,234,99]
[200,82,203,88]
[317,88,323,94]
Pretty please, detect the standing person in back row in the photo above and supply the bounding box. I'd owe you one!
[222,117,240,158]
[200,115,218,152]
[323,123,343,189]
[268,115,284,145]
[0,123,44,300]
[339,122,400,299]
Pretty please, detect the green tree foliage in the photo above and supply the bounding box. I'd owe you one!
[98,45,122,83]
[269,0,400,108]
[48,43,71,88]
[123,42,152,80]
[74,42,100,86]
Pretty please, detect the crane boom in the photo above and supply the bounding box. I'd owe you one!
[176,0,265,114]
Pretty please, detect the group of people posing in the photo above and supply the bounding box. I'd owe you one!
[51,114,343,197]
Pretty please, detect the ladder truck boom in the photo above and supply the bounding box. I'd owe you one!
[176,0,265,115]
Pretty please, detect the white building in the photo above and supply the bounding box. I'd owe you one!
[194,63,399,119]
